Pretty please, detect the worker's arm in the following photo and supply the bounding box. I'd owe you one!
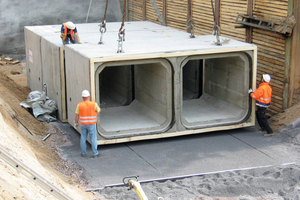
[95,103,101,113]
[75,33,81,44]
[250,87,263,100]
[75,114,79,125]
[75,105,80,125]
[60,25,66,38]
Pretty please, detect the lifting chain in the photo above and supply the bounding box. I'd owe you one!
[99,0,109,44]
[117,0,126,53]
[210,0,221,45]
[186,16,195,38]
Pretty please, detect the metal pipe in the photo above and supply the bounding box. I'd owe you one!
[42,133,51,141]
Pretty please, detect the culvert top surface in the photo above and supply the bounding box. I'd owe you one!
[63,21,256,59]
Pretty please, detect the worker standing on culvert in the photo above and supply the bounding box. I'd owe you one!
[75,90,101,158]
[60,21,82,45]
[249,74,274,137]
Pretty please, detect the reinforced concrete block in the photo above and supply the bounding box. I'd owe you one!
[64,21,257,145]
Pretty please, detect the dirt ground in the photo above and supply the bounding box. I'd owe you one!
[0,59,299,199]
[0,60,101,199]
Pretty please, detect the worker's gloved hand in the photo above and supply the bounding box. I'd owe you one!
[249,88,253,94]
[60,33,66,38]
[78,42,82,44]
[74,122,79,129]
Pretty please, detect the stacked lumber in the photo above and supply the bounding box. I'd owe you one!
[252,0,289,114]
[128,0,144,21]
[220,0,247,42]
[166,0,188,31]
[192,0,215,35]
[146,0,164,24]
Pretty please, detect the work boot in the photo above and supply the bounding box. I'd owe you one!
[92,154,100,159]
[264,132,275,137]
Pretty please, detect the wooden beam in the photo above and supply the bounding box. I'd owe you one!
[163,0,167,25]
[143,0,146,21]
[246,0,253,43]
[286,0,295,108]
[215,0,220,26]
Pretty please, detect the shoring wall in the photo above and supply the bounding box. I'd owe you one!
[127,0,297,115]
[252,0,288,114]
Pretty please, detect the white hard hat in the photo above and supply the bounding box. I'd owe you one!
[66,21,75,30]
[263,74,271,82]
[82,90,90,97]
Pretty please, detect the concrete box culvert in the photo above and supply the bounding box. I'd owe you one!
[25,21,257,145]
[94,59,173,139]
[181,52,251,129]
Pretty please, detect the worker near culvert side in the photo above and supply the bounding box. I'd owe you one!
[75,90,101,158]
[249,74,274,137]
[60,21,82,45]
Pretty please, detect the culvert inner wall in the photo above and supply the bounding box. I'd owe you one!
[95,59,172,139]
[181,52,251,129]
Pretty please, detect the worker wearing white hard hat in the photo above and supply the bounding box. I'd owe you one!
[60,21,82,45]
[74,90,101,158]
[249,74,274,136]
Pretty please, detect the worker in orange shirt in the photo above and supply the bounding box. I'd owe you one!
[249,74,274,136]
[60,21,82,45]
[75,90,101,158]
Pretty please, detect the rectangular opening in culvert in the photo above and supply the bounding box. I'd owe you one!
[181,53,251,129]
[95,59,172,139]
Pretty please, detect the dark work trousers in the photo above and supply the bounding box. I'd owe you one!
[256,106,273,133]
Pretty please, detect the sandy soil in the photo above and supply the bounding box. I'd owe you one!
[0,59,300,200]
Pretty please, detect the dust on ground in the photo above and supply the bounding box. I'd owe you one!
[0,59,300,199]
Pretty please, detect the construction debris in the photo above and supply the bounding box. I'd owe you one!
[236,14,296,36]
[11,60,20,65]
[4,57,13,61]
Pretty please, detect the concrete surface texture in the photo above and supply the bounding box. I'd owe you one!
[0,0,122,54]
[57,121,300,199]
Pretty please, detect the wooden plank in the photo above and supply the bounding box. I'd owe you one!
[252,33,286,45]
[257,66,285,78]
[255,4,288,12]
[258,59,285,71]
[253,28,286,39]
[253,9,288,17]
[258,55,285,66]
[253,39,286,52]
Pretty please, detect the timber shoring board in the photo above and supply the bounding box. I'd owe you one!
[192,0,215,35]
[220,0,247,42]
[146,0,164,24]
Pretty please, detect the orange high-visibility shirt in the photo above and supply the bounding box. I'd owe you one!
[62,23,75,40]
[78,101,98,125]
[250,82,272,107]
